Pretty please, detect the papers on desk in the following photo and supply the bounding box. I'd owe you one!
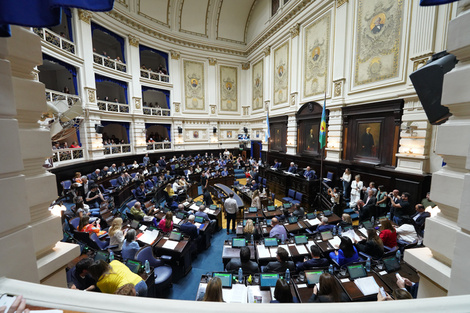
[307,218,321,226]
[139,225,147,231]
[195,222,202,228]
[294,244,308,255]
[223,284,248,303]
[189,203,199,211]
[143,215,154,222]
[328,236,341,249]
[137,229,159,245]
[278,244,291,256]
[358,227,368,238]
[257,245,271,258]
[173,217,182,225]
[162,239,179,250]
[247,286,271,303]
[204,207,215,214]
[342,229,361,243]
[354,276,380,296]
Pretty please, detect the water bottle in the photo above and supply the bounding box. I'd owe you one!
[338,226,342,236]
[329,264,334,274]
[145,260,150,274]
[285,269,291,284]
[238,267,243,283]
[281,233,285,244]
[371,216,375,225]
[332,226,336,236]
[396,250,401,262]
[251,234,254,245]
[109,250,114,261]
[386,212,391,220]
[366,257,371,272]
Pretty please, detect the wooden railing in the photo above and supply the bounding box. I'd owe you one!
[146,142,171,151]
[93,52,127,73]
[45,89,80,107]
[140,68,169,82]
[104,144,132,155]
[51,148,84,165]
[97,100,130,113]
[142,107,171,116]
[33,28,75,54]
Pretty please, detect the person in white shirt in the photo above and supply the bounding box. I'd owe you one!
[350,174,363,208]
[224,192,239,235]
[396,223,419,244]
[340,168,351,200]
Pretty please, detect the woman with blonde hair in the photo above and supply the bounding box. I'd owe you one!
[251,190,261,210]
[203,277,224,302]
[109,217,126,251]
[158,211,174,233]
[243,219,259,240]
[338,213,352,228]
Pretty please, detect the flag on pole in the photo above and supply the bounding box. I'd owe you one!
[265,111,270,143]
[319,94,327,149]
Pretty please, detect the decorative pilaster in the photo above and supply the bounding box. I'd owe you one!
[242,62,250,70]
[286,114,297,155]
[263,46,271,56]
[290,23,300,38]
[332,78,345,98]
[78,9,92,24]
[208,58,217,66]
[128,34,139,47]
[170,50,180,60]
[325,108,343,162]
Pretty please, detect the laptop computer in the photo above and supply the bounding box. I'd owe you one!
[125,259,142,274]
[305,270,323,288]
[320,231,333,241]
[130,219,140,229]
[210,204,218,210]
[288,216,298,224]
[175,212,186,220]
[383,256,401,273]
[347,264,368,280]
[212,272,233,288]
[259,273,279,290]
[306,212,317,220]
[342,225,353,232]
[264,237,278,247]
[283,203,292,209]
[248,207,258,213]
[194,216,205,224]
[267,205,276,212]
[266,219,272,226]
[94,251,109,262]
[294,235,308,245]
[169,231,182,241]
[362,220,373,229]
[196,201,203,206]
[232,237,246,248]
[323,210,333,217]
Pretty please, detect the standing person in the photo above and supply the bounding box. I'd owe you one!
[340,168,352,200]
[350,175,363,208]
[224,192,238,235]
[251,190,261,210]
[202,187,213,206]
[376,185,388,218]
[143,154,150,166]
[389,192,411,225]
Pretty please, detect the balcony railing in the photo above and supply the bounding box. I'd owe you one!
[142,107,171,116]
[45,89,81,107]
[97,100,130,113]
[51,148,84,165]
[33,28,75,54]
[104,144,132,155]
[147,142,172,151]
[140,69,169,83]
[93,53,127,73]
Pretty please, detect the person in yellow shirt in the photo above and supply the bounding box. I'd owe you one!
[89,260,147,296]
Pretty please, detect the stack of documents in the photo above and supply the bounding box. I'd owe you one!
[328,236,341,249]
[354,276,380,296]
[137,229,159,245]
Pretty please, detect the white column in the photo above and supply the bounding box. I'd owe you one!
[0,26,78,286]
[325,108,342,161]
[286,113,297,155]
[128,35,142,115]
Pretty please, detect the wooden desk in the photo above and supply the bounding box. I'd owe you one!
[315,238,337,254]
[284,220,309,233]
[263,207,283,219]
[244,208,264,219]
[340,272,392,301]
[222,241,256,267]
[214,183,244,207]
[153,236,192,279]
[196,275,248,303]
[376,262,419,292]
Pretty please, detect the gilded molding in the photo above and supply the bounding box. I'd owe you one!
[128,34,139,47]
[134,97,141,109]
[86,88,96,103]
[411,53,433,71]
[336,0,349,8]
[78,10,92,24]
[116,0,128,8]
[210,104,216,114]
[170,50,181,60]
[263,46,271,56]
[208,58,217,66]
[174,102,180,113]
[333,78,345,97]
[242,62,250,70]
[290,23,300,38]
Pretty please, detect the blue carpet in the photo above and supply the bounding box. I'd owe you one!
[167,229,232,301]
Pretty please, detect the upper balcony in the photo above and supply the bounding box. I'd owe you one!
[33,28,76,55]
[140,68,169,83]
[93,53,127,73]
[97,100,130,113]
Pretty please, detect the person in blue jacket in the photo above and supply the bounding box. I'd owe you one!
[329,236,359,266]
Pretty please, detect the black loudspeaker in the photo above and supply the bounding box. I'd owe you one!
[95,124,104,134]
[178,127,183,134]
[213,127,217,134]
[243,127,248,134]
[410,52,458,125]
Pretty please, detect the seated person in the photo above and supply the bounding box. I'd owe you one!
[117,172,130,186]
[250,179,259,191]
[396,219,419,244]
[180,215,199,239]
[225,246,259,274]
[359,190,376,222]
[101,166,110,177]
[90,169,101,181]
[243,219,260,241]
[379,219,398,248]
[296,245,329,271]
[303,166,315,180]
[308,273,349,302]
[421,192,436,209]
[77,216,106,236]
[194,205,210,222]
[251,190,261,209]
[356,228,384,259]
[118,162,127,172]
[271,279,298,303]
[202,277,224,302]
[269,217,288,241]
[85,185,105,208]
[121,229,139,260]
[317,217,334,233]
[68,258,97,291]
[411,204,431,237]
[135,183,149,204]
[272,159,281,169]
[130,202,146,221]
[292,203,305,218]
[329,237,359,266]
[263,247,295,273]
[109,163,118,173]
[287,162,297,173]
[158,211,174,233]
[337,213,352,229]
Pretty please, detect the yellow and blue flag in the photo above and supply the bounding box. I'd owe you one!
[319,98,327,149]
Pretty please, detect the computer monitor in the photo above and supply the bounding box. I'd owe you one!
[305,270,323,287]
[266,219,272,226]
[347,264,367,280]
[264,237,278,247]
[94,251,109,262]
[294,235,308,245]
[130,219,139,229]
[288,216,298,224]
[248,207,258,213]
[323,210,332,217]
[194,216,204,224]
[383,256,401,273]
[169,231,182,241]
[283,203,292,209]
[320,231,333,241]
[342,225,353,232]
[125,259,142,274]
[260,273,279,290]
[362,221,373,229]
[210,204,217,210]
[232,237,246,248]
[196,201,203,206]
[267,205,276,212]
[175,212,185,220]
[212,272,233,288]
[306,213,316,220]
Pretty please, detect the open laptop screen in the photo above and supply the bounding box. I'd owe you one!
[213,272,232,288]
[383,256,401,273]
[283,203,292,209]
[305,270,323,287]
[169,231,182,241]
[260,273,279,290]
[362,221,373,229]
[125,259,142,274]
[306,213,316,220]
[210,204,217,210]
[264,237,278,247]
[347,264,367,280]
[294,235,308,245]
[194,216,205,224]
[321,231,333,241]
[323,210,332,217]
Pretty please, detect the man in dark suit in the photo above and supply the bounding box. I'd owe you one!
[263,247,295,273]
[90,169,101,181]
[225,246,259,274]
[360,189,377,221]
[81,176,93,196]
[135,183,148,204]
[303,166,315,181]
[411,204,431,236]
[157,156,166,167]
[292,203,305,218]
[202,188,213,206]
[287,162,297,173]
[117,173,129,186]
[250,179,259,191]
[272,159,281,169]
[180,215,199,239]
[296,245,329,271]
